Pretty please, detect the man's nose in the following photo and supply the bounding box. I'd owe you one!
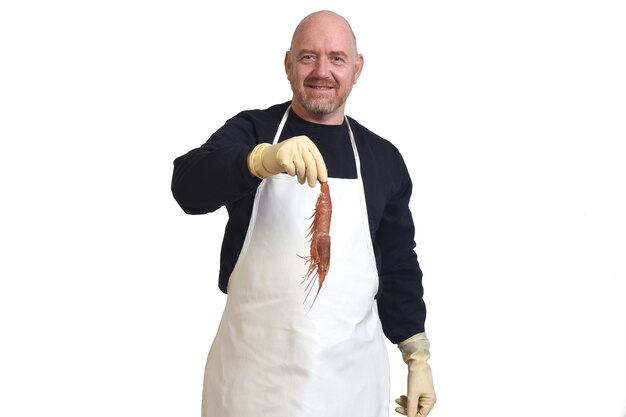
[312,57,330,78]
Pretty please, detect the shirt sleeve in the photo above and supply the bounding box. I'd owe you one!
[171,112,263,214]
[375,153,427,344]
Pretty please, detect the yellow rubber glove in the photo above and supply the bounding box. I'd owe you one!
[247,136,328,187]
[395,332,436,417]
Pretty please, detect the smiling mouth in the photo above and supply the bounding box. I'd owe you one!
[308,85,334,90]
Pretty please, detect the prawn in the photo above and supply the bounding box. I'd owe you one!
[300,181,332,309]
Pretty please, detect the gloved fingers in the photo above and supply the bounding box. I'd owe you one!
[276,153,317,186]
[405,392,436,417]
[301,149,319,187]
[419,406,434,416]
[394,406,408,416]
[272,136,327,185]
[406,393,419,417]
[398,393,435,417]
[394,396,408,415]
[273,139,299,177]
[417,394,436,417]
[308,145,328,183]
[291,155,307,184]
[275,151,297,177]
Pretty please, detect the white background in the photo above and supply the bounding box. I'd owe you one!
[1,1,625,416]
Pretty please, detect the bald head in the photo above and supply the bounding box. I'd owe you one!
[290,10,358,57]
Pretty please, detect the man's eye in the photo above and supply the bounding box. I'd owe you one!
[301,55,315,62]
[331,56,345,63]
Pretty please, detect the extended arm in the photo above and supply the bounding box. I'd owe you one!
[171,113,263,214]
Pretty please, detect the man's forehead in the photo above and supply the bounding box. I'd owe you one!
[292,31,356,55]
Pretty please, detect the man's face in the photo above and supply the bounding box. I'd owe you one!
[285,14,363,123]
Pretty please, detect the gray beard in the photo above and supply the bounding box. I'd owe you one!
[299,95,342,117]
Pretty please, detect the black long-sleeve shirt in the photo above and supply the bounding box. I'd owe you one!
[171,101,426,344]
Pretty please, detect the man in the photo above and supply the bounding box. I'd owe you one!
[171,10,436,417]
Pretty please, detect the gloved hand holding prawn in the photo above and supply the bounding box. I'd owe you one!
[247,135,328,187]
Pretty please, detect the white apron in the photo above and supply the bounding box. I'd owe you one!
[201,107,390,417]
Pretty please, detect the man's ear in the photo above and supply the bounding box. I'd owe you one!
[284,51,292,80]
[353,54,364,84]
